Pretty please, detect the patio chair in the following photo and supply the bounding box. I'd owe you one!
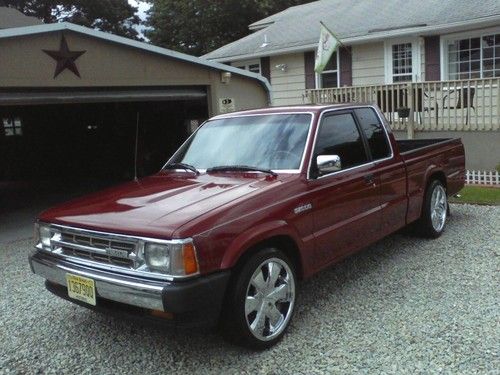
[442,87,475,125]
[420,91,439,127]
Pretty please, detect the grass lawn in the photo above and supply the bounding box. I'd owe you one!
[449,186,500,205]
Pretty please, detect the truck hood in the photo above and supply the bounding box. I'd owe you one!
[39,172,291,239]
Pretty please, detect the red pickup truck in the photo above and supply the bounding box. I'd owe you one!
[30,104,465,348]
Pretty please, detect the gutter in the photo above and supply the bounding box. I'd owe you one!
[206,14,500,63]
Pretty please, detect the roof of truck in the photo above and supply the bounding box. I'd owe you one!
[211,103,373,119]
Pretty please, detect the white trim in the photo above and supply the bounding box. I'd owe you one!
[384,37,421,84]
[440,26,500,80]
[204,15,500,63]
[0,22,272,94]
[315,51,340,88]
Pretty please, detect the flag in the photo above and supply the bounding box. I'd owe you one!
[314,22,340,74]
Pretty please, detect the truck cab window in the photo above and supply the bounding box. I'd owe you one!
[354,108,391,160]
[314,113,368,171]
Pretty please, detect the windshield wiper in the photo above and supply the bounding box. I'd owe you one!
[206,165,277,176]
[163,162,199,175]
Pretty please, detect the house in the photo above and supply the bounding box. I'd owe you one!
[0,10,269,184]
[203,0,500,171]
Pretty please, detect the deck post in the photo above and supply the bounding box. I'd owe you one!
[407,83,415,139]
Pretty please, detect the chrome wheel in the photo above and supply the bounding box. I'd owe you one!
[245,257,295,342]
[430,184,447,232]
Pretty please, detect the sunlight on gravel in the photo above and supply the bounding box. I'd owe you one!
[0,204,498,374]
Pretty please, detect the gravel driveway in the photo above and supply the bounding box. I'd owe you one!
[1,204,498,374]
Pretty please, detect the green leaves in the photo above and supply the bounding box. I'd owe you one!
[4,0,141,39]
[145,0,313,56]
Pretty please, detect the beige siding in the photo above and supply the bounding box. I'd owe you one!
[352,42,385,86]
[0,31,269,114]
[270,53,305,106]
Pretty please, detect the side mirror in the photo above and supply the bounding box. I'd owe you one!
[317,155,341,175]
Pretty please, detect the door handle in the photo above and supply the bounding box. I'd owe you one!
[364,173,375,185]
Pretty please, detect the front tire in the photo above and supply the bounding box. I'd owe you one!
[418,179,448,238]
[222,247,296,349]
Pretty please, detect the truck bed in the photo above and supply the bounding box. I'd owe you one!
[396,138,453,154]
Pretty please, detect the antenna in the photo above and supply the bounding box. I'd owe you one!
[133,111,139,182]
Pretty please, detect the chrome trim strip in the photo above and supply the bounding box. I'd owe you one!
[30,252,165,311]
[164,111,316,174]
[306,104,395,180]
[398,138,457,156]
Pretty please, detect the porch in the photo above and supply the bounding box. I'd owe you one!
[305,78,500,138]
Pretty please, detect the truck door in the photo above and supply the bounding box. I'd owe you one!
[352,107,407,238]
[307,110,382,267]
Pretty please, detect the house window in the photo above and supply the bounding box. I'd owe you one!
[2,117,22,136]
[446,33,500,79]
[318,52,338,88]
[392,43,413,82]
[234,60,261,74]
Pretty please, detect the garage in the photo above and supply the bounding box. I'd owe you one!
[0,89,208,181]
[0,22,270,215]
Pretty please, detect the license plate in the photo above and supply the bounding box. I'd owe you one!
[66,273,96,306]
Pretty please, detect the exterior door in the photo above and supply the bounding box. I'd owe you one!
[306,111,382,268]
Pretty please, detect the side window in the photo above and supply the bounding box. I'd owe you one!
[354,108,391,160]
[314,112,368,171]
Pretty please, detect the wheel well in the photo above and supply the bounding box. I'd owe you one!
[428,171,447,191]
[233,235,303,280]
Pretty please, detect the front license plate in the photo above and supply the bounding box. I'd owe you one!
[66,274,96,306]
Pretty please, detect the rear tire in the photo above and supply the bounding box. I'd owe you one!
[417,179,448,238]
[221,247,296,349]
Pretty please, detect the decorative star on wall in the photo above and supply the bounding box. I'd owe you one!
[43,35,86,78]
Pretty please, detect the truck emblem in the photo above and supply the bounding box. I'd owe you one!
[106,248,129,259]
[294,203,312,214]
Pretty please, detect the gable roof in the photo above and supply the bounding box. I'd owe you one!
[0,6,43,29]
[0,21,271,93]
[203,0,500,62]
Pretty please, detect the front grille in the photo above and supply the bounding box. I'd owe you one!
[51,229,138,268]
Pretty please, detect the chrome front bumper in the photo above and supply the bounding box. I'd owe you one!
[29,250,231,327]
[29,250,165,310]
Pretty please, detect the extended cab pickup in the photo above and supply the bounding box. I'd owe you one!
[30,104,465,348]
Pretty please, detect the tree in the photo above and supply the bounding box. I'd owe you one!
[3,0,141,39]
[145,0,314,56]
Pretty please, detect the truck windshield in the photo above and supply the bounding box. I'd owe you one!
[171,113,312,171]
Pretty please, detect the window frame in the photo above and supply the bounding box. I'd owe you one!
[440,26,500,80]
[384,37,422,84]
[353,107,392,161]
[307,105,394,180]
[2,116,23,137]
[232,58,261,74]
[315,51,340,88]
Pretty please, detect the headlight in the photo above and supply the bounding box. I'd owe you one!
[144,243,170,272]
[34,223,60,251]
[34,223,52,250]
[143,239,198,277]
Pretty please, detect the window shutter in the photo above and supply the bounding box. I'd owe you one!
[339,46,352,86]
[260,56,271,83]
[424,36,440,81]
[304,51,316,89]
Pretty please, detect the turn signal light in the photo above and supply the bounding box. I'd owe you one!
[183,242,198,275]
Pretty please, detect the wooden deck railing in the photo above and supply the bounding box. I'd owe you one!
[305,78,500,137]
